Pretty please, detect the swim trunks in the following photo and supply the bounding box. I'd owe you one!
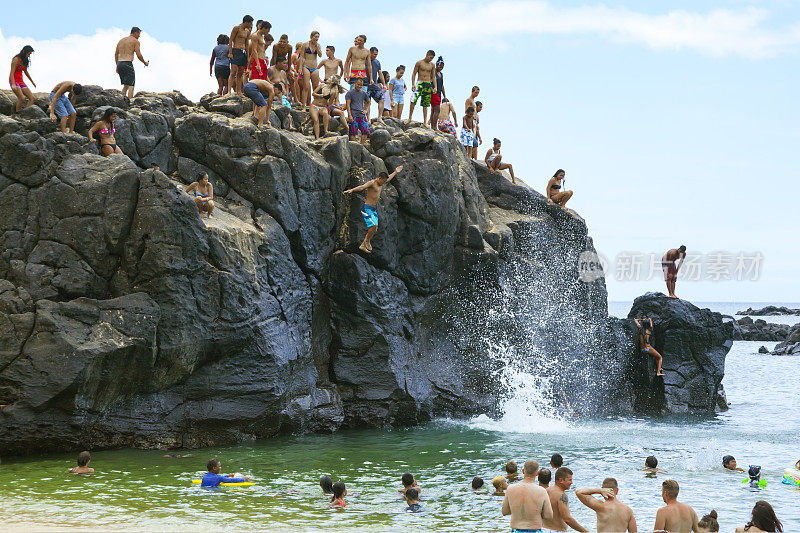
[349,69,368,92]
[438,119,456,135]
[49,92,76,118]
[662,261,678,281]
[361,203,378,228]
[215,65,230,80]
[242,82,268,107]
[431,92,441,106]
[366,83,384,102]
[349,114,370,137]
[231,48,247,67]
[250,58,269,80]
[460,127,475,147]
[116,61,135,86]
[412,82,433,107]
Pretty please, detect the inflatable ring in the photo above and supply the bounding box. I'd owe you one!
[192,480,255,487]
[782,468,800,487]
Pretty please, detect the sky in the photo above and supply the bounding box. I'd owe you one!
[2,0,798,303]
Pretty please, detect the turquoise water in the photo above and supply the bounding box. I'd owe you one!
[1,305,798,531]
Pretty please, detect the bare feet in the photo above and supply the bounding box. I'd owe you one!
[359,243,371,254]
[657,372,666,376]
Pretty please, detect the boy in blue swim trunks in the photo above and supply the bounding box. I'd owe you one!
[343,165,403,253]
[201,458,250,487]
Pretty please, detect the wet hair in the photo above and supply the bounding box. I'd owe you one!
[722,455,735,467]
[505,460,517,474]
[698,510,719,532]
[662,479,679,499]
[217,34,229,45]
[397,65,405,72]
[493,138,501,145]
[538,468,551,485]
[554,467,572,482]
[319,475,333,494]
[492,475,506,489]
[679,245,687,252]
[377,171,388,180]
[523,459,539,475]
[748,465,762,481]
[101,108,117,123]
[401,473,415,487]
[369,46,378,52]
[16,45,34,68]
[646,456,658,468]
[243,15,254,23]
[553,169,565,178]
[331,481,346,502]
[747,501,782,532]
[405,487,419,500]
[326,45,335,52]
[130,27,141,34]
[197,172,208,181]
[357,34,367,42]
[426,49,436,57]
[550,454,563,468]
[602,477,618,490]
[206,458,220,471]
[273,82,283,92]
[77,451,91,466]
[471,476,484,489]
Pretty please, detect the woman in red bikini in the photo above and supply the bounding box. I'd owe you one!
[88,108,124,156]
[8,45,36,112]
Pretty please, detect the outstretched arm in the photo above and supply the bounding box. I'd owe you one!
[385,165,404,182]
[343,180,373,194]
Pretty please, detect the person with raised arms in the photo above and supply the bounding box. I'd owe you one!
[228,15,254,96]
[343,165,403,253]
[114,27,148,99]
[576,478,637,533]
[406,50,436,126]
[48,81,82,134]
[501,459,553,533]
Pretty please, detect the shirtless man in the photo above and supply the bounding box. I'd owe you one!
[114,27,148,99]
[48,81,82,133]
[247,24,272,81]
[653,480,699,533]
[343,165,403,253]
[662,246,687,298]
[320,45,343,81]
[301,31,323,98]
[271,34,293,66]
[69,451,95,475]
[242,78,274,127]
[436,98,458,135]
[544,467,588,532]
[501,460,553,533]
[576,478,637,533]
[343,35,372,90]
[228,15,254,96]
[268,56,290,88]
[465,86,479,115]
[406,50,436,126]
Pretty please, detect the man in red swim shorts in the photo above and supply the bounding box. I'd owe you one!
[248,24,272,81]
[661,245,686,299]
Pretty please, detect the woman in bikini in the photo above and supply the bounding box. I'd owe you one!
[9,45,36,112]
[309,81,332,139]
[634,318,665,376]
[184,172,215,218]
[88,108,124,156]
[484,138,516,184]
[546,169,573,208]
[301,31,322,103]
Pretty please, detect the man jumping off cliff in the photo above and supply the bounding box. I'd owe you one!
[661,245,686,298]
[343,165,403,253]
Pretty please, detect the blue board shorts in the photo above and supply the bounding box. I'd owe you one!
[49,92,76,118]
[243,82,268,107]
[231,48,247,67]
[361,204,378,228]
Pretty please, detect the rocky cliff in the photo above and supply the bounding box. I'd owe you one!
[0,87,730,454]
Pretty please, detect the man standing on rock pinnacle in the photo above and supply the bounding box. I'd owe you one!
[228,15,254,96]
[662,245,686,298]
[115,27,148,99]
[343,166,403,254]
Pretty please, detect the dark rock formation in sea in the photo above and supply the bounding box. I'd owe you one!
[627,293,733,414]
[771,323,800,355]
[0,87,731,454]
[732,316,791,341]
[736,305,800,316]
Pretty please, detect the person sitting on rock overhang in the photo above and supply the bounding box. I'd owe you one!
[184,172,215,218]
[634,318,665,376]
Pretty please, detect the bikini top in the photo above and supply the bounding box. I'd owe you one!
[551,183,561,190]
[99,124,115,136]
[306,46,314,55]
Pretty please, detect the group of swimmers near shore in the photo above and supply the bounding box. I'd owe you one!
[64,450,793,532]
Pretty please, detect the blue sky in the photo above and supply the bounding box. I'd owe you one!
[3,0,798,303]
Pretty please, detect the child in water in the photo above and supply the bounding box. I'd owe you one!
[69,451,94,475]
[398,473,421,495]
[200,458,249,487]
[505,460,519,482]
[405,487,422,512]
[491,475,508,495]
[320,474,333,494]
[471,476,484,491]
[330,481,347,507]
[644,455,666,474]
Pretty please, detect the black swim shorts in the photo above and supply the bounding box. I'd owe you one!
[231,48,247,67]
[117,61,135,86]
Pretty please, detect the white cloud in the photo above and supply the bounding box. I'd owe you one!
[0,28,212,102]
[311,1,800,59]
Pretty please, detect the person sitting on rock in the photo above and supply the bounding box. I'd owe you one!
[723,455,745,472]
[184,172,215,218]
[9,45,37,112]
[88,108,124,156]
[271,83,293,130]
[485,138,516,184]
[634,318,665,376]
[309,82,332,139]
[662,245,687,299]
[343,165,403,254]
[242,78,274,128]
[69,451,95,475]
[323,75,348,131]
[201,458,249,488]
[48,81,82,134]
[546,169,573,208]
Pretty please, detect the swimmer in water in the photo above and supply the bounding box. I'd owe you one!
[398,472,421,494]
[723,455,745,472]
[471,476,484,491]
[200,458,249,488]
[492,475,508,496]
[162,452,189,458]
[697,510,719,533]
[330,481,347,507]
[505,460,520,482]
[320,474,333,494]
[747,465,765,487]
[550,453,563,470]
[644,455,666,474]
[69,451,94,475]
[405,487,423,512]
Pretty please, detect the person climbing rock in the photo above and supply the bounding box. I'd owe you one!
[343,165,403,253]
[634,318,665,376]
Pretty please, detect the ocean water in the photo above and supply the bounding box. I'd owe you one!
[1,304,798,531]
